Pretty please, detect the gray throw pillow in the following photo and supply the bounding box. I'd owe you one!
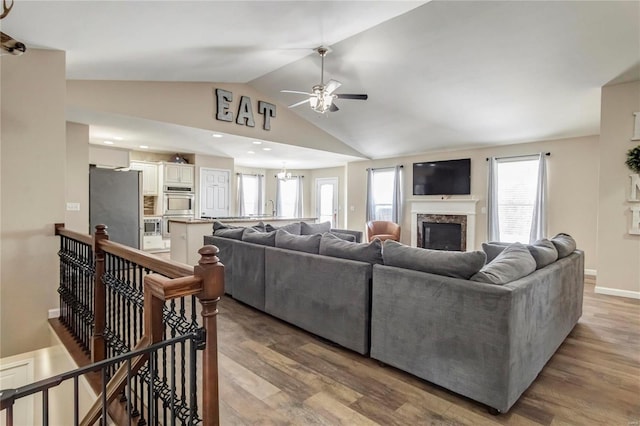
[471,242,536,285]
[328,231,357,242]
[242,228,276,246]
[213,220,241,232]
[213,227,244,240]
[382,240,486,279]
[482,242,509,263]
[265,222,301,235]
[551,233,576,258]
[275,229,322,254]
[319,233,383,265]
[528,239,558,269]
[300,221,331,235]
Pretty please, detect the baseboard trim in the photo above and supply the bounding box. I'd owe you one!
[48,308,60,319]
[594,286,640,300]
[584,269,597,277]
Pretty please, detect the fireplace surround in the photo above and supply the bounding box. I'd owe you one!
[410,199,478,251]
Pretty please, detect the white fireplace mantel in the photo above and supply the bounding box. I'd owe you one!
[409,199,479,250]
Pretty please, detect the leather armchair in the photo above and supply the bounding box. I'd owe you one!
[366,221,401,242]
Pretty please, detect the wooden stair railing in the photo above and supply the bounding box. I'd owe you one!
[81,245,223,426]
[54,224,224,425]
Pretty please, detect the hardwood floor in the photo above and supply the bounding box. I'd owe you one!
[215,277,640,425]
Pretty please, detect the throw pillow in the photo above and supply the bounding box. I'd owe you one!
[551,233,576,259]
[382,240,486,279]
[482,242,509,263]
[275,229,322,254]
[328,231,357,242]
[300,221,331,235]
[528,239,558,269]
[213,227,244,240]
[319,233,383,264]
[265,221,301,235]
[242,228,276,246]
[470,242,536,285]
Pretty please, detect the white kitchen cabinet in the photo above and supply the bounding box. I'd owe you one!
[130,161,160,195]
[164,163,194,186]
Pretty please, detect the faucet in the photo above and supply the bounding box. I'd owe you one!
[267,199,276,217]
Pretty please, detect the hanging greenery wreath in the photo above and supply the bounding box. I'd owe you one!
[626,145,640,174]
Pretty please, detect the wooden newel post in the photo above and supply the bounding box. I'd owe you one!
[194,245,225,426]
[92,224,109,364]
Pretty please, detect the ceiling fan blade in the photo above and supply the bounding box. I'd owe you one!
[329,103,340,112]
[324,79,342,94]
[335,94,368,100]
[288,99,310,108]
[281,90,313,96]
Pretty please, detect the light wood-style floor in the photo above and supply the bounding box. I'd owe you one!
[215,276,640,425]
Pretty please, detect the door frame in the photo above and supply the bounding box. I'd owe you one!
[199,168,231,218]
[315,177,339,228]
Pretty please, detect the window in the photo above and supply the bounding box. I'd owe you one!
[237,174,263,216]
[276,177,303,218]
[366,166,402,223]
[489,154,546,243]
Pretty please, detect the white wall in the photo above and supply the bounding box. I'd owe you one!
[347,135,600,271]
[1,49,67,357]
[596,80,640,297]
[66,122,90,233]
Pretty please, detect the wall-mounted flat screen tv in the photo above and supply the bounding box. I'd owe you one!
[413,158,471,195]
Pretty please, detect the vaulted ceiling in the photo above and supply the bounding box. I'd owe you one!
[3,1,639,168]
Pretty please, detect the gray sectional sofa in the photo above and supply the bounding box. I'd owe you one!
[204,222,584,414]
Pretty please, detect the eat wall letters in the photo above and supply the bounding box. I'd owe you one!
[215,88,276,131]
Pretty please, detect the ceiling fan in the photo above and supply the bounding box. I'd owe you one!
[281,47,368,114]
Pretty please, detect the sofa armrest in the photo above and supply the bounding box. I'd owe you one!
[330,228,363,243]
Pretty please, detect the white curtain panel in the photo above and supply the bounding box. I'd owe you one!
[294,176,304,217]
[487,157,500,241]
[529,153,548,243]
[365,168,375,222]
[257,174,264,215]
[276,178,283,217]
[392,165,403,224]
[237,173,246,217]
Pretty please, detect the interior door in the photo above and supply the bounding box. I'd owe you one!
[200,168,230,218]
[316,177,339,228]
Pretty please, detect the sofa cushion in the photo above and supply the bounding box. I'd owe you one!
[300,221,331,235]
[382,240,486,279]
[213,227,245,240]
[483,240,558,269]
[319,233,383,264]
[242,228,276,246]
[265,222,301,235]
[275,229,321,254]
[471,242,536,285]
[328,231,357,242]
[551,233,576,259]
[527,239,558,269]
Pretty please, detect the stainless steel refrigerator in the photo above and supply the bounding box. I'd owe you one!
[89,165,142,249]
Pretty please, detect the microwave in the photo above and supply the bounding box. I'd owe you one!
[143,217,162,236]
[164,192,195,216]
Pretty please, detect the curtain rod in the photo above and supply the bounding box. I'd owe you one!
[485,152,550,161]
[236,173,265,176]
[366,165,404,171]
[273,175,304,178]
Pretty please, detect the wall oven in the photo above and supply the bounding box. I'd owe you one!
[164,192,195,216]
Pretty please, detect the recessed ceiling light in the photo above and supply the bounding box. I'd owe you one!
[103,140,114,145]
[252,141,262,145]
[113,136,123,141]
[212,133,223,138]
[263,147,272,151]
[139,145,149,149]
[248,150,255,154]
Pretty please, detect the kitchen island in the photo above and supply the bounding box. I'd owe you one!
[169,216,318,265]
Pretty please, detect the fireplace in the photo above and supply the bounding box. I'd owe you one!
[418,214,467,251]
[410,199,478,251]
[423,222,462,251]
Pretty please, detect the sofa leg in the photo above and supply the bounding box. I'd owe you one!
[487,407,501,416]
[377,361,386,368]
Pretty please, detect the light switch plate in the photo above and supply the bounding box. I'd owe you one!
[66,202,81,211]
